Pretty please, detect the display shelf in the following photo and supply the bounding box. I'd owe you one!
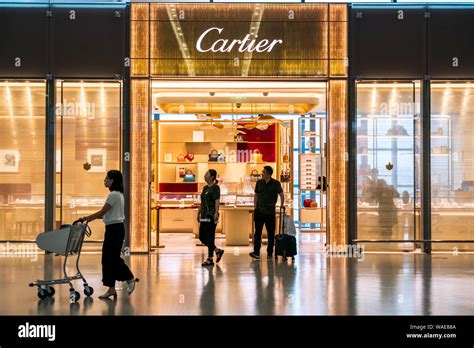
[160,161,276,164]
[357,135,413,138]
[298,115,327,231]
[159,161,229,164]
[178,141,277,144]
[156,121,287,200]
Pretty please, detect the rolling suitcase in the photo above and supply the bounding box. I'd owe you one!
[275,207,297,261]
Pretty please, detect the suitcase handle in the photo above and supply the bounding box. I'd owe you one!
[278,206,286,236]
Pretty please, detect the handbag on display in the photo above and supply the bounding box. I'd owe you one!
[208,149,219,162]
[217,152,225,162]
[250,149,263,163]
[283,152,289,163]
[185,152,194,162]
[183,169,195,182]
[250,169,261,182]
[178,167,186,178]
[177,154,186,163]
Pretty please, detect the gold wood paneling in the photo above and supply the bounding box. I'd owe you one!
[131,20,149,77]
[330,22,347,77]
[144,4,329,77]
[330,4,348,22]
[131,3,149,21]
[150,58,328,78]
[130,79,149,252]
[150,3,328,22]
[131,59,149,77]
[328,80,348,245]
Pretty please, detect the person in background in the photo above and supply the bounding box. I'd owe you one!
[79,170,138,300]
[197,169,224,266]
[316,176,327,191]
[250,166,285,260]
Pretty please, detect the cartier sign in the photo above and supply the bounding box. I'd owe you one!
[195,27,283,53]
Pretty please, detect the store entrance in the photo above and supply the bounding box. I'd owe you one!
[150,80,328,249]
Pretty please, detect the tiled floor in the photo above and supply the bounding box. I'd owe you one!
[0,233,473,315]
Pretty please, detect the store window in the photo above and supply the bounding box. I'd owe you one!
[431,82,474,251]
[56,81,122,242]
[356,82,421,250]
[0,81,46,241]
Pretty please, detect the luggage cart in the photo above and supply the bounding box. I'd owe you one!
[29,221,94,303]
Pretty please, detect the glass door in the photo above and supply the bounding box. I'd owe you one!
[56,81,122,244]
[355,81,421,251]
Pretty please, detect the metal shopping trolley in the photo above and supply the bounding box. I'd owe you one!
[29,221,94,303]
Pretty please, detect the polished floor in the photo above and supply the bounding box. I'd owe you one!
[0,233,473,315]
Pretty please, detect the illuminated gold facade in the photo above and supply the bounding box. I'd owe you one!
[129,3,348,252]
[131,3,347,78]
[328,80,348,245]
[130,79,150,252]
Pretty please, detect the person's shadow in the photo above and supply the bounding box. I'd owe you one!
[251,260,276,315]
[199,265,222,315]
[274,260,297,313]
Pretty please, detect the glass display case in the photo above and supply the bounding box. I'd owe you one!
[355,81,421,250]
[431,82,474,251]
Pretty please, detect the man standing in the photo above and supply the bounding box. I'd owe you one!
[249,166,285,260]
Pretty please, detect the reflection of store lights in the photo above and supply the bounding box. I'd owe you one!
[26,87,33,117]
[0,82,45,87]
[358,83,414,89]
[6,86,14,117]
[101,86,106,114]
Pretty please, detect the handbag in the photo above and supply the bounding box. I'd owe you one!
[217,152,225,162]
[177,154,186,163]
[208,149,219,162]
[250,149,263,163]
[185,152,194,162]
[183,169,195,182]
[283,152,289,163]
[250,169,261,182]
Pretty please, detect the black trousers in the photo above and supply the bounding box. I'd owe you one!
[253,211,276,255]
[102,223,134,288]
[199,221,217,258]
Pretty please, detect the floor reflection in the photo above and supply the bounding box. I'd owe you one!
[1,246,473,315]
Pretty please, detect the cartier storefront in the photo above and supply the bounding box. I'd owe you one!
[128,3,349,252]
